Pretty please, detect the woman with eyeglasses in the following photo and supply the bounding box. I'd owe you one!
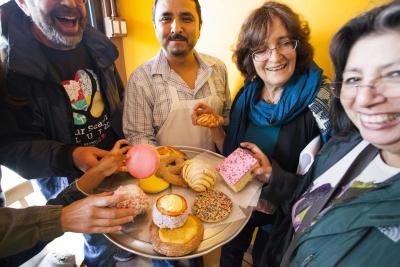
[192,2,332,267]
[242,2,400,267]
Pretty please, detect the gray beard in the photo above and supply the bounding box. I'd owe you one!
[37,20,83,49]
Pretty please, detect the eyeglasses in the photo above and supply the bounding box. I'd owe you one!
[329,74,400,99]
[250,39,298,62]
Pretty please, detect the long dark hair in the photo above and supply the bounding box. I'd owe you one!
[233,1,313,79]
[329,2,400,136]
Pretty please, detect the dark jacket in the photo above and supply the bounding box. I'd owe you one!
[0,1,124,180]
[261,133,400,267]
[223,81,330,267]
[229,85,322,172]
[0,181,86,265]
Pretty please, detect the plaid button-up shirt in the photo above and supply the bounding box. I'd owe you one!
[123,50,231,145]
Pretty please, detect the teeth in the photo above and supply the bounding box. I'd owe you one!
[58,16,77,20]
[267,64,286,71]
[361,113,399,124]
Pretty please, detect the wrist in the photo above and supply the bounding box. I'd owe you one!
[210,127,225,141]
[40,205,64,238]
[76,167,105,194]
[256,172,270,184]
[60,207,69,232]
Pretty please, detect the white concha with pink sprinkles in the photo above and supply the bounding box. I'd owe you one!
[113,184,150,218]
[216,148,259,192]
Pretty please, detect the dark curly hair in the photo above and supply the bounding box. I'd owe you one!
[329,1,400,136]
[233,1,313,80]
[152,0,202,26]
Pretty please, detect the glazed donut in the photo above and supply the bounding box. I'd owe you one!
[156,147,188,187]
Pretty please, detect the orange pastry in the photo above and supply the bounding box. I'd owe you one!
[196,113,222,128]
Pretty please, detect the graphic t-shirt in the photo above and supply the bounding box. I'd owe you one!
[292,141,400,232]
[40,43,113,148]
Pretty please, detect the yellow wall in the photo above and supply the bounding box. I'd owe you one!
[119,0,389,95]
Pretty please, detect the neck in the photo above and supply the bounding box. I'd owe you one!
[164,50,199,89]
[261,85,284,104]
[165,51,197,70]
[380,149,400,168]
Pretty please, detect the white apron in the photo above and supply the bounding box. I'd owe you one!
[156,73,223,152]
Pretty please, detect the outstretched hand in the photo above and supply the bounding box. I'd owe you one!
[60,192,136,234]
[76,140,130,194]
[92,139,130,176]
[240,142,272,184]
[72,146,108,172]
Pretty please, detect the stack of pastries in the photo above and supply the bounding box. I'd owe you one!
[150,194,204,256]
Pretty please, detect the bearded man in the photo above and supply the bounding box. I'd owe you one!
[0,0,129,266]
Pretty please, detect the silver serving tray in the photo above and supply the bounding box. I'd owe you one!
[102,146,252,260]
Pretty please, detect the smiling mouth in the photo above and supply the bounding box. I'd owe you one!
[266,63,287,71]
[55,16,80,31]
[360,113,400,124]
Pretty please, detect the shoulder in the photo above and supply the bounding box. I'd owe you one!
[312,133,362,172]
[83,26,118,65]
[231,86,245,108]
[197,53,227,71]
[308,75,333,138]
[128,58,157,82]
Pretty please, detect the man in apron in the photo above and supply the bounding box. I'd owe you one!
[123,0,231,153]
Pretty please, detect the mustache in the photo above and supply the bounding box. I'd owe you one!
[51,6,83,19]
[168,34,188,42]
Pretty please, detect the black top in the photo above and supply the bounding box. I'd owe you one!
[39,43,115,149]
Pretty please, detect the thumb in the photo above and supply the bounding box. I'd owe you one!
[252,167,266,176]
[89,192,117,207]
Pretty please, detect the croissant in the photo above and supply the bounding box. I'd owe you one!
[182,160,217,192]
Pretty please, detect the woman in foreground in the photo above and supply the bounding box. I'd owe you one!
[245,2,400,266]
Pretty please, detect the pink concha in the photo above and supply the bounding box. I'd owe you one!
[126,144,160,179]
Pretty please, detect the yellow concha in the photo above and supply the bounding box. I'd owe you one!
[138,174,170,193]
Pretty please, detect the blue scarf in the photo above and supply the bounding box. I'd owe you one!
[223,63,323,156]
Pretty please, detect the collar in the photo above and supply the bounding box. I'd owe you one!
[3,3,118,81]
[150,49,215,78]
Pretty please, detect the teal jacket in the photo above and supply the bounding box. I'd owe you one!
[262,133,400,267]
